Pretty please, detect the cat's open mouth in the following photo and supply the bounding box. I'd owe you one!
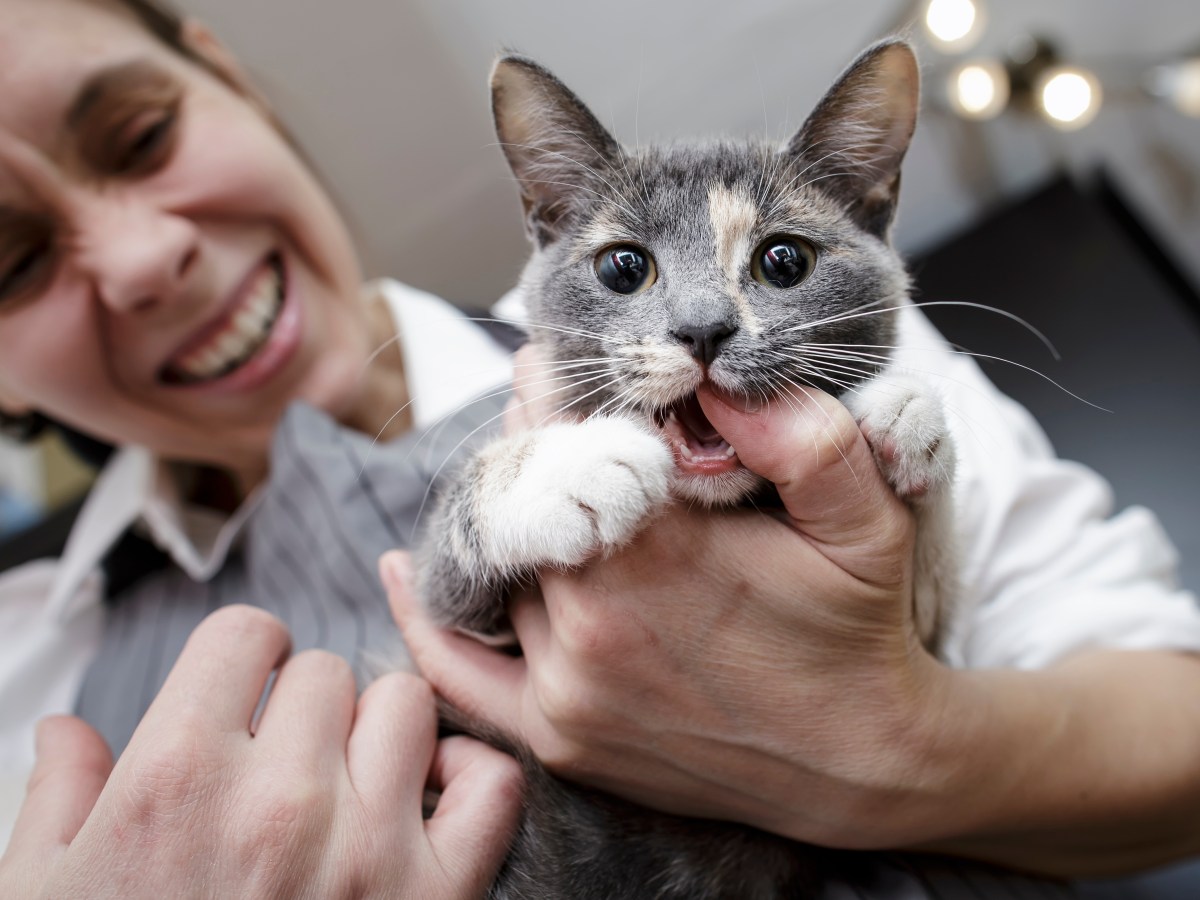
[653,393,743,477]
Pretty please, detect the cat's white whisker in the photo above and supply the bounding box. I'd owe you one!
[418,362,623,455]
[764,140,889,219]
[409,368,627,541]
[494,141,641,220]
[783,344,1007,457]
[459,316,632,346]
[514,177,638,220]
[794,337,1102,411]
[778,375,863,491]
[781,301,1059,360]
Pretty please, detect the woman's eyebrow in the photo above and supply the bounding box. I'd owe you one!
[66,60,166,131]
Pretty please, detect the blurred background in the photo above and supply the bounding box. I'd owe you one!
[1,0,1199,893]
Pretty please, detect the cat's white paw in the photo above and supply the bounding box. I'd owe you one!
[478,417,674,570]
[845,374,955,501]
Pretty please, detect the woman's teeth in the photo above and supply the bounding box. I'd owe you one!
[168,263,284,384]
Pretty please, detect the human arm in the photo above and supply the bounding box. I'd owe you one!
[0,605,523,898]
[389,377,1200,877]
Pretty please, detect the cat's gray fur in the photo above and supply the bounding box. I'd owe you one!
[416,39,958,899]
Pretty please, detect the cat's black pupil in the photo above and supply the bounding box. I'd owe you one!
[597,247,649,295]
[760,241,809,289]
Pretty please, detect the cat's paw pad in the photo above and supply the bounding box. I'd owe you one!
[846,376,955,501]
[481,418,674,569]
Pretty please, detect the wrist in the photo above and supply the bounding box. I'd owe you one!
[759,646,973,850]
[848,647,982,848]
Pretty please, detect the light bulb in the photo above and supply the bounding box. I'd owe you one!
[947,60,1010,119]
[1157,58,1200,116]
[1037,66,1102,129]
[924,0,984,52]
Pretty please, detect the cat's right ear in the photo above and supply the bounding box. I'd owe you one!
[491,55,623,247]
[783,39,920,240]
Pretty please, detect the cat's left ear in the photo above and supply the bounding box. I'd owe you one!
[491,55,624,247]
[784,39,919,239]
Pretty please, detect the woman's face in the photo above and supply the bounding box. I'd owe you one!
[0,0,369,477]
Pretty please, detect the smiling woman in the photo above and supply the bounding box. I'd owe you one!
[0,0,527,894]
[0,0,394,490]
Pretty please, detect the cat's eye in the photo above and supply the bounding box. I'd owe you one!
[751,237,817,289]
[595,245,656,295]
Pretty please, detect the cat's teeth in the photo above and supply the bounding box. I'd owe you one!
[723,444,736,459]
[678,443,695,462]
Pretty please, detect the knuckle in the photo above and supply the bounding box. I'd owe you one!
[200,604,286,648]
[362,671,436,722]
[370,670,434,707]
[534,669,600,738]
[555,609,620,668]
[528,725,588,779]
[290,648,355,688]
[120,735,218,830]
[229,780,330,881]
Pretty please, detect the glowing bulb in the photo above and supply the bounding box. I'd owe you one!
[1164,59,1200,116]
[1038,67,1102,129]
[925,0,982,50]
[948,60,1009,119]
[1172,59,1200,116]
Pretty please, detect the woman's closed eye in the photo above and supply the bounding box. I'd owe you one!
[82,99,181,178]
[71,62,185,178]
[0,217,55,307]
[105,106,180,176]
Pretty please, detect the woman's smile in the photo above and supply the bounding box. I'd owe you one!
[0,0,378,479]
[160,251,301,393]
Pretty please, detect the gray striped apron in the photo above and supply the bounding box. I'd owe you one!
[74,396,1076,899]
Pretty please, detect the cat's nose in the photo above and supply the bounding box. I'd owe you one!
[671,322,738,366]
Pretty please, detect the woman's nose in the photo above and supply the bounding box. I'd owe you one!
[77,198,200,315]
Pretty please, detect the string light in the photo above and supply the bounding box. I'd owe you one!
[1037,66,1102,129]
[947,60,1010,120]
[924,0,984,52]
[1147,58,1200,117]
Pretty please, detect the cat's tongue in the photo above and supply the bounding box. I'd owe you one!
[660,394,742,475]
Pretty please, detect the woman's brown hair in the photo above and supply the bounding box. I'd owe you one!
[118,0,190,54]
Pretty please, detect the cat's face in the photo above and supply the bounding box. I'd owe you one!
[493,41,919,503]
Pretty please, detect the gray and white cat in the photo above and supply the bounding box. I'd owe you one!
[417,39,958,899]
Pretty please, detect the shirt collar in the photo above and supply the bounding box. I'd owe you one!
[45,447,264,623]
[43,279,514,624]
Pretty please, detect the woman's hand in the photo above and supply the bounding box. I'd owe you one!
[389,382,954,850]
[0,606,523,899]
[392,350,1200,876]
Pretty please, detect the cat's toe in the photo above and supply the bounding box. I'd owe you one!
[847,375,955,502]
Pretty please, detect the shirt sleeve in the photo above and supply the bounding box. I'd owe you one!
[0,559,106,852]
[895,308,1200,670]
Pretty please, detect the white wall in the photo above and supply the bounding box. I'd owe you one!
[184,0,1200,305]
